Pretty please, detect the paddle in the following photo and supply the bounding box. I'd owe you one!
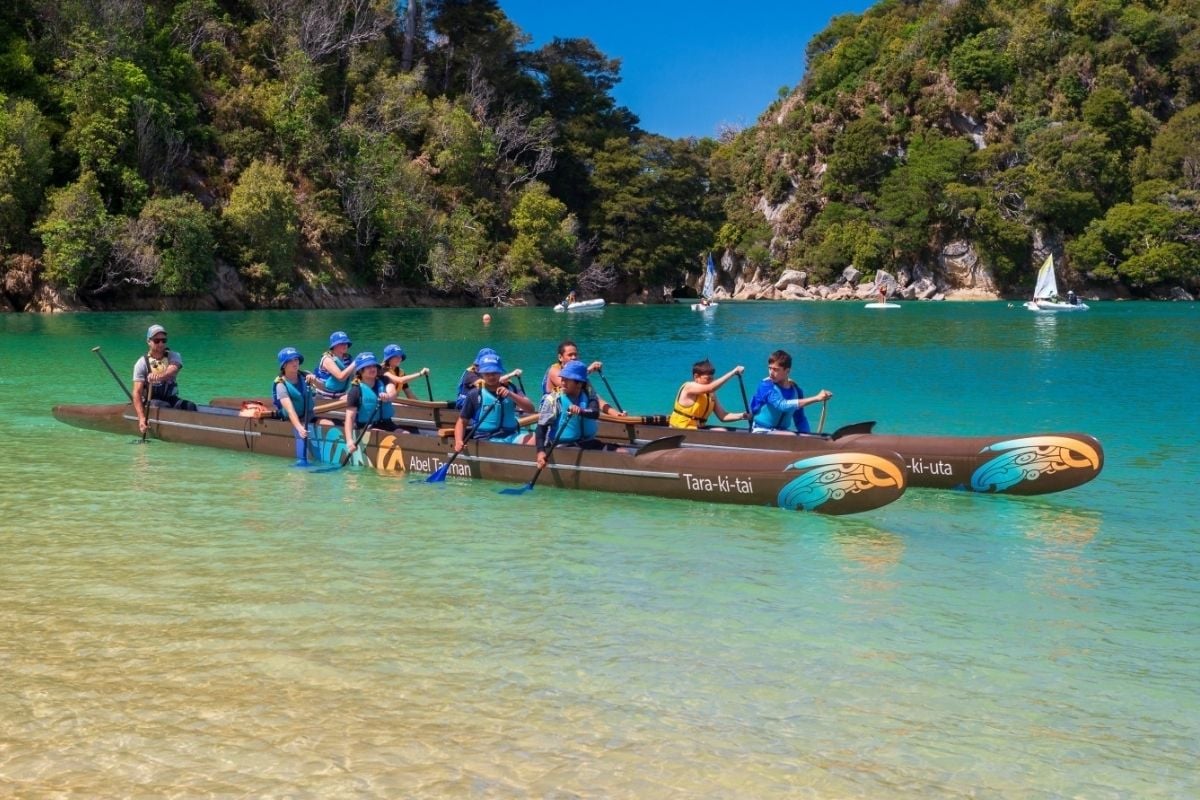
[426,402,497,483]
[499,411,569,495]
[736,372,752,432]
[424,370,433,401]
[93,346,152,443]
[314,388,383,472]
[596,369,624,414]
[816,398,828,434]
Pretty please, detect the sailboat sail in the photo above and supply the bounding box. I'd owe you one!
[702,254,716,299]
[1033,255,1058,300]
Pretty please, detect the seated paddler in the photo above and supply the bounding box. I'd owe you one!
[540,340,626,417]
[668,359,749,429]
[132,323,197,436]
[314,330,355,398]
[454,353,535,451]
[342,352,399,458]
[273,346,318,440]
[380,343,429,400]
[749,349,832,435]
[535,360,610,469]
[455,347,523,409]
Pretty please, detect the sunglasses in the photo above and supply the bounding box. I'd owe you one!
[151,337,168,344]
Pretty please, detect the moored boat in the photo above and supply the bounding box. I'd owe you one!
[53,402,908,516]
[206,397,1104,497]
[553,298,606,312]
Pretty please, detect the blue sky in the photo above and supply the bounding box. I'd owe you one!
[498,0,876,139]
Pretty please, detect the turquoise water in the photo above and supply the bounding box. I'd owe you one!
[1,302,1197,797]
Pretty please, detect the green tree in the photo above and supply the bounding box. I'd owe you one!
[139,195,215,295]
[0,93,51,250]
[878,131,973,255]
[1067,201,1199,287]
[35,171,112,292]
[507,180,576,287]
[223,159,300,293]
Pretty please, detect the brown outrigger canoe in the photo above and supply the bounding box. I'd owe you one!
[53,402,908,516]
[211,396,1105,497]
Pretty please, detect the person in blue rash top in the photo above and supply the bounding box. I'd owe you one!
[342,352,399,458]
[454,353,535,450]
[749,349,833,434]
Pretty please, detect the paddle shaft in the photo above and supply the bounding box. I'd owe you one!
[426,402,497,482]
[424,371,433,401]
[91,346,134,403]
[597,370,624,414]
[527,410,571,489]
[817,398,828,434]
[736,372,752,432]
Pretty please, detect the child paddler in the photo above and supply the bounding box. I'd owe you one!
[314,331,355,398]
[667,359,748,429]
[455,347,523,408]
[273,347,318,440]
[535,360,609,469]
[380,344,429,400]
[454,353,535,451]
[342,352,399,458]
[749,349,832,435]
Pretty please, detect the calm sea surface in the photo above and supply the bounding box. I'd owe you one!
[1,301,1197,798]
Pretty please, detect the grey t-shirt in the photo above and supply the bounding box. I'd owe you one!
[132,351,183,385]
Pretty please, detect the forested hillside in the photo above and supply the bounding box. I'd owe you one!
[1,0,1197,311]
[0,0,720,310]
[716,0,1200,298]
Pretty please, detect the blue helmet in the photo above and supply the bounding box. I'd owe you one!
[328,330,352,348]
[477,354,505,374]
[559,360,589,383]
[383,343,406,362]
[354,352,378,372]
[475,347,497,364]
[277,346,304,367]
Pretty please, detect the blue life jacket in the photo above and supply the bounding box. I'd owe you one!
[354,378,387,426]
[552,390,598,444]
[474,385,519,437]
[540,362,558,395]
[455,369,478,409]
[272,372,313,419]
[316,351,352,394]
[750,378,808,433]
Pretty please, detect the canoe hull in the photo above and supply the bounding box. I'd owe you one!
[53,403,907,516]
[205,398,1104,496]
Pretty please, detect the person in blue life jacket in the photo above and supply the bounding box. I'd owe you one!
[272,347,319,440]
[749,350,833,435]
[454,354,536,450]
[132,324,197,435]
[536,359,614,468]
[540,340,626,417]
[455,347,523,408]
[342,352,399,457]
[314,331,355,398]
[379,344,429,401]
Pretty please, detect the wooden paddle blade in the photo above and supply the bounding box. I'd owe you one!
[634,434,686,456]
[831,421,877,439]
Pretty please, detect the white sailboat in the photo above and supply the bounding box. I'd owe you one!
[692,254,719,311]
[1025,255,1088,312]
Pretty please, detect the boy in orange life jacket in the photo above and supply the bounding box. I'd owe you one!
[667,359,749,429]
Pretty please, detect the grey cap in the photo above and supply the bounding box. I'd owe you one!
[146,324,167,340]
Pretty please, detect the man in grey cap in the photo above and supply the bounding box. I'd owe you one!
[132,323,196,435]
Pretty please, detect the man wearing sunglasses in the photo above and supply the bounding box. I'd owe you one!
[132,323,196,435]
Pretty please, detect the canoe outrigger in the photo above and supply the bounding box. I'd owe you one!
[206,396,1102,497]
[52,402,908,516]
